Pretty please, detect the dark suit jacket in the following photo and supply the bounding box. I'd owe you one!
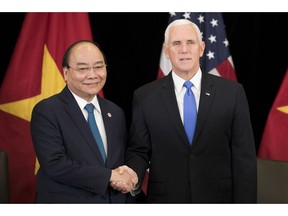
[126,72,257,203]
[30,86,132,203]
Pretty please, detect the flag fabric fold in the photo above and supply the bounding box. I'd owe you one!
[258,68,288,161]
[0,12,94,203]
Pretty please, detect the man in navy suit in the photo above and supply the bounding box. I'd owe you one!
[30,40,137,203]
[122,19,257,203]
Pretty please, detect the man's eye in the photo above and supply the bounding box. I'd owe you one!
[79,68,88,72]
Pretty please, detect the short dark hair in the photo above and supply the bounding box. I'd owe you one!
[62,40,106,68]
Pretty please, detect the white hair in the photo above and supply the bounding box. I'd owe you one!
[164,19,202,45]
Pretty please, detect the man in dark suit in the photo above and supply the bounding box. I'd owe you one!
[30,40,137,203]
[123,19,257,203]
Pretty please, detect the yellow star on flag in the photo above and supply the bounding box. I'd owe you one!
[277,105,288,114]
[0,44,66,173]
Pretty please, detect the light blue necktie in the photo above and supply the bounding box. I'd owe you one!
[85,103,106,162]
[183,81,197,145]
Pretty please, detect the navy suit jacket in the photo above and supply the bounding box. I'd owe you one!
[31,86,131,203]
[126,72,257,203]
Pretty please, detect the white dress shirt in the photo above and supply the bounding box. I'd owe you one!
[69,90,107,156]
[172,69,202,124]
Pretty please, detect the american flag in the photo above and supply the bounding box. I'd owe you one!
[157,12,237,81]
[142,12,237,196]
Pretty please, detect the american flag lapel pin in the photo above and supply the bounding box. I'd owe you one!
[107,113,112,117]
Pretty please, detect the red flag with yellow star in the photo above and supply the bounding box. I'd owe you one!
[0,13,96,203]
[258,68,288,161]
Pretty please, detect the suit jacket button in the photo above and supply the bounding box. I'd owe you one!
[190,154,195,159]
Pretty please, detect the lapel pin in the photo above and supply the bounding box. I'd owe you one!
[107,113,112,117]
[205,92,210,96]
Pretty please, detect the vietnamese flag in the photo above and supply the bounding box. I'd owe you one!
[0,13,97,203]
[258,68,288,161]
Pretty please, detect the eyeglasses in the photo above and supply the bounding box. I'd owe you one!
[68,64,107,73]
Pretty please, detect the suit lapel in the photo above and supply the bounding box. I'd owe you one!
[192,73,215,145]
[60,86,105,165]
[160,73,190,147]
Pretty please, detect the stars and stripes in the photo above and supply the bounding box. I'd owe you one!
[143,12,238,196]
[157,12,237,81]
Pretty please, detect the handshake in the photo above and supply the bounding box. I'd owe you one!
[110,165,138,194]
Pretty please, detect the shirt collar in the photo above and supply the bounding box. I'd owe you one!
[172,68,202,93]
[69,89,101,114]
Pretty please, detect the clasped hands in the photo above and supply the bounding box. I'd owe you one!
[110,165,138,193]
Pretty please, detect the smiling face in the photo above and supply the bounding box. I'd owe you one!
[63,42,107,102]
[164,24,205,79]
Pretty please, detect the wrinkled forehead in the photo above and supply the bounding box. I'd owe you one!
[71,42,100,54]
[69,43,103,62]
